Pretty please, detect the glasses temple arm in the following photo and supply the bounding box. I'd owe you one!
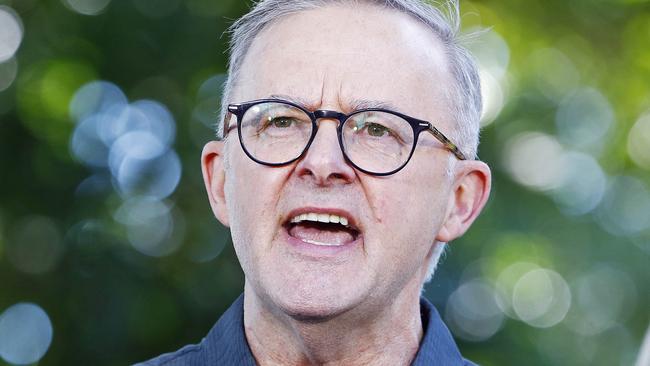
[427,125,467,161]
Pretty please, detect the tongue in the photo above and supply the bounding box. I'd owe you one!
[289,223,355,246]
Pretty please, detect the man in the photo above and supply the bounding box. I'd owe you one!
[140,0,490,364]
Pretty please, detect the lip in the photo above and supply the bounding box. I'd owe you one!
[282,206,362,258]
[280,225,362,259]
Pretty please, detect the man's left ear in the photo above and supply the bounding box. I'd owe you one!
[436,160,491,242]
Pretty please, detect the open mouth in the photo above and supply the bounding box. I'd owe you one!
[284,212,360,247]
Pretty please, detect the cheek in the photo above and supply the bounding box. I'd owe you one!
[365,166,450,260]
[224,146,289,253]
[370,171,446,228]
[226,143,274,211]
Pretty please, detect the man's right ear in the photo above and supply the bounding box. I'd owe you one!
[201,140,230,227]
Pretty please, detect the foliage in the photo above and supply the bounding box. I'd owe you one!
[0,0,648,365]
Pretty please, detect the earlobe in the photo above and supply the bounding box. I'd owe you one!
[201,140,230,227]
[436,160,491,243]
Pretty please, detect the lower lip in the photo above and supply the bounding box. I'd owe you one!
[280,226,362,258]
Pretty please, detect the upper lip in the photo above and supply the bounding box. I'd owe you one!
[284,207,361,232]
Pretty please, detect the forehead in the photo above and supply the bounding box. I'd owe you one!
[234,3,453,122]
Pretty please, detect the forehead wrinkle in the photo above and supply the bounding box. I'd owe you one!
[263,72,327,110]
[268,93,406,117]
[268,94,316,108]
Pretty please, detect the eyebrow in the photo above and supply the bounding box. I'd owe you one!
[268,94,403,114]
[347,98,402,113]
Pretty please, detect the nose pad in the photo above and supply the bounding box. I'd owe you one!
[295,119,355,184]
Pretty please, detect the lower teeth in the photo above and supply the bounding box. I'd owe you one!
[303,239,344,247]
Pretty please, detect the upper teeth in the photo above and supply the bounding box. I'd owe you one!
[290,213,349,227]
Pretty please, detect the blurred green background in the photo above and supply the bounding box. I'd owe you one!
[0,0,649,365]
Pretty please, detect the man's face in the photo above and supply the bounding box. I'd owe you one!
[208,4,471,319]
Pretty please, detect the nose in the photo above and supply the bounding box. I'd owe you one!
[294,118,356,186]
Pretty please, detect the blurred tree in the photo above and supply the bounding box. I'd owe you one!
[0,0,648,365]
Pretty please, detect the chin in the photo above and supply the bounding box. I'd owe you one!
[267,280,362,323]
[250,244,374,322]
[278,297,350,323]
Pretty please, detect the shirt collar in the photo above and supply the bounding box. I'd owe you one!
[201,293,256,365]
[411,297,468,365]
[203,294,468,365]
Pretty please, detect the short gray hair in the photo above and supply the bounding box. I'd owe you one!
[218,0,482,159]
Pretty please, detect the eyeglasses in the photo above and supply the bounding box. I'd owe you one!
[224,99,466,176]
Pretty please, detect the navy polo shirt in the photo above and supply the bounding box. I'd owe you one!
[136,294,477,365]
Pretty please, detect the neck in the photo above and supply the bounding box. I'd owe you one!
[243,280,424,366]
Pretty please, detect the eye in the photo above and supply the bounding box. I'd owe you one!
[256,116,296,134]
[269,116,294,128]
[366,122,389,137]
[352,121,394,139]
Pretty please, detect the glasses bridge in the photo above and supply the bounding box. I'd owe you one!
[312,109,348,123]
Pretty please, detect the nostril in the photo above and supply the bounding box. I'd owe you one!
[330,172,346,180]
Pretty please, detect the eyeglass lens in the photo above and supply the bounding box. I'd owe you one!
[238,101,416,174]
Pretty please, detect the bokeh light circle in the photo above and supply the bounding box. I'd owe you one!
[512,268,571,328]
[495,261,541,319]
[70,114,111,167]
[115,150,182,199]
[96,101,176,150]
[0,6,23,62]
[0,303,53,365]
[627,112,650,170]
[98,104,156,147]
[479,67,504,126]
[556,88,613,151]
[108,130,166,172]
[550,151,606,215]
[0,57,18,92]
[62,0,111,16]
[68,79,181,200]
[468,30,509,126]
[504,132,567,191]
[529,48,580,101]
[191,73,226,146]
[596,176,650,236]
[114,196,182,257]
[469,29,510,80]
[565,266,637,336]
[193,74,226,128]
[130,99,176,147]
[445,280,504,342]
[69,80,127,122]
